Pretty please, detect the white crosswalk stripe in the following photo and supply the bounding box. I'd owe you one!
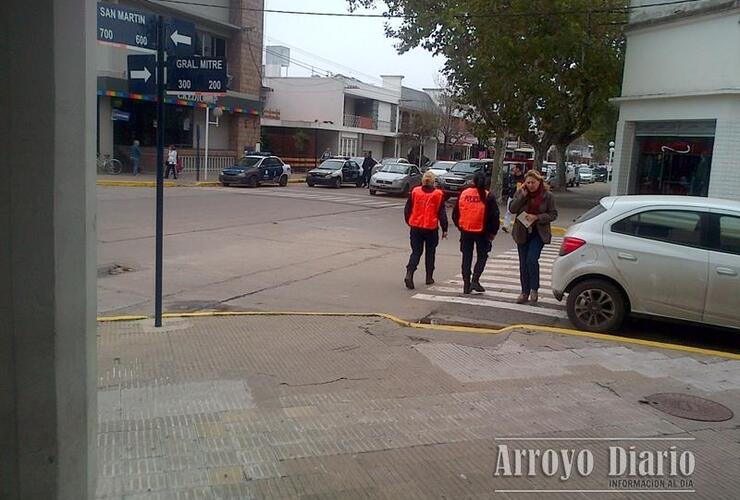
[413,236,566,318]
[206,186,405,209]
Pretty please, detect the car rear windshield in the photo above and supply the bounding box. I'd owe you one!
[450,161,482,173]
[319,160,343,170]
[237,157,262,168]
[380,164,409,174]
[575,203,607,223]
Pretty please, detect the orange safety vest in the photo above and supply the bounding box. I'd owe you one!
[408,186,444,230]
[458,187,487,233]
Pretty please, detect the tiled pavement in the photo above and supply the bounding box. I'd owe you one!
[97,316,740,499]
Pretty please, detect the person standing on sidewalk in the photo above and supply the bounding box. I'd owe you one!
[452,172,500,294]
[164,145,178,179]
[129,140,141,176]
[404,171,448,289]
[501,164,524,233]
[509,170,558,304]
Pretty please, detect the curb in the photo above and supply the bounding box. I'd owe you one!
[96,311,740,360]
[97,180,177,187]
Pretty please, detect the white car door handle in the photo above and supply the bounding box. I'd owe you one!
[716,267,738,277]
[617,252,637,262]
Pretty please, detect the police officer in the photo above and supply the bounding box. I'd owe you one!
[452,172,500,294]
[404,171,448,289]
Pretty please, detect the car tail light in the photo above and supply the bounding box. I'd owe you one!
[559,237,586,256]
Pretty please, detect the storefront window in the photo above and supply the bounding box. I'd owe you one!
[112,99,193,149]
[633,136,713,197]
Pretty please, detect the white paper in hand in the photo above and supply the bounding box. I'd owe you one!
[517,211,534,229]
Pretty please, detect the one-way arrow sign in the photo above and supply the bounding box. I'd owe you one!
[128,54,156,94]
[170,30,192,48]
[166,19,196,56]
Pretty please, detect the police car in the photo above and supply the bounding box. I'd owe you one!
[306,157,364,188]
[219,153,292,187]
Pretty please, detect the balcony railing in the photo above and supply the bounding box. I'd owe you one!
[343,113,376,130]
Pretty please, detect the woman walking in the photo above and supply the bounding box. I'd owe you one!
[404,171,448,289]
[452,172,500,294]
[509,170,558,304]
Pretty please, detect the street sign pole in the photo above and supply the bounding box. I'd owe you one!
[195,125,201,182]
[155,15,165,327]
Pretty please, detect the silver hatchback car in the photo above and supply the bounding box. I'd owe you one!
[551,196,740,332]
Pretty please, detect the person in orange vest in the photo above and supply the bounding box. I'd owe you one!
[403,171,448,289]
[452,172,500,294]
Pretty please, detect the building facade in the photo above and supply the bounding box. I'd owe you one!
[612,0,740,200]
[97,0,264,173]
[261,74,403,168]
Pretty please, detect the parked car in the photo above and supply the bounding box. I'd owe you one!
[436,159,494,198]
[369,163,423,196]
[426,160,456,176]
[373,157,409,175]
[219,154,291,187]
[551,196,740,333]
[543,162,578,187]
[306,158,364,188]
[578,166,594,184]
[593,165,608,182]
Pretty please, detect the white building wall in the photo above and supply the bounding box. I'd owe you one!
[622,11,740,97]
[192,109,231,150]
[264,78,344,124]
[613,95,740,200]
[378,102,392,123]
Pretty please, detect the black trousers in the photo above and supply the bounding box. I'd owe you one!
[460,231,491,282]
[165,162,177,179]
[406,227,439,274]
[363,169,371,186]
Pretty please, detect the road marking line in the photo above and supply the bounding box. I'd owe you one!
[458,275,552,287]
[411,294,568,318]
[428,286,562,306]
[446,280,552,294]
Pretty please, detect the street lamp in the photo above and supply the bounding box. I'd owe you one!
[204,106,223,181]
[608,140,615,182]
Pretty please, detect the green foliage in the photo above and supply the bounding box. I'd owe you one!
[347,0,627,187]
[294,130,310,154]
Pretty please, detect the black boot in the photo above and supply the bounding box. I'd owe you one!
[463,278,471,294]
[471,275,485,293]
[425,271,434,285]
[404,270,415,290]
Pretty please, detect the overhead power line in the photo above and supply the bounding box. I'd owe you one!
[156,0,701,18]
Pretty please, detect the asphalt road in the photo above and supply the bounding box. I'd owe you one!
[97,181,739,352]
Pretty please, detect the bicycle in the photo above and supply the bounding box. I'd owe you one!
[97,153,122,175]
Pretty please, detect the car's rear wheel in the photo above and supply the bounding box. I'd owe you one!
[307,179,315,187]
[566,279,626,333]
[402,184,410,197]
[279,174,288,187]
[369,189,376,196]
[221,182,229,187]
[356,180,363,187]
[333,177,342,189]
[247,176,258,188]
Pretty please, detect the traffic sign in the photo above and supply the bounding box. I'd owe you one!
[97,2,156,50]
[127,55,156,94]
[167,57,228,94]
[166,18,197,56]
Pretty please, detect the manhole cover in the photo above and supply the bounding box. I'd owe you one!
[640,393,734,422]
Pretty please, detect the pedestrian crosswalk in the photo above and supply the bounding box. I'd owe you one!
[412,237,567,319]
[206,186,405,209]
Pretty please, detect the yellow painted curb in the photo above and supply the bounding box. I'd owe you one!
[194,181,220,187]
[96,311,740,360]
[96,180,176,188]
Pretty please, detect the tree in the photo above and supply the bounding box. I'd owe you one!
[348,0,627,190]
[399,109,440,165]
[434,77,469,160]
[586,102,620,163]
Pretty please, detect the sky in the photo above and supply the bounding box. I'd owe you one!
[263,0,446,89]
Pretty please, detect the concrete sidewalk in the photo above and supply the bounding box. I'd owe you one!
[96,173,307,187]
[96,315,739,499]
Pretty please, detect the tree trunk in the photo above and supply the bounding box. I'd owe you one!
[533,142,550,172]
[554,143,568,192]
[489,131,506,198]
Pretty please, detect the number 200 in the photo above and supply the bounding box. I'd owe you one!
[208,80,222,90]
